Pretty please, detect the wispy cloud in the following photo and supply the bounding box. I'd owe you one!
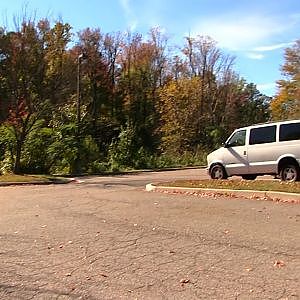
[246,52,265,60]
[192,14,295,51]
[119,0,137,30]
[253,42,294,52]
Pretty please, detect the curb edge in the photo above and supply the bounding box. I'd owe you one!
[146,183,300,203]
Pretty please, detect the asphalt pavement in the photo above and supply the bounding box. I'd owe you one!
[0,169,299,299]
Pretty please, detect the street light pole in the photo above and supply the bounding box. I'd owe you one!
[76,53,84,129]
[74,53,86,175]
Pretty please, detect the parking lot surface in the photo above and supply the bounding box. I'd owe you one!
[0,169,299,299]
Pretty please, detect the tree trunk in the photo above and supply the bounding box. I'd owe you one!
[14,139,22,174]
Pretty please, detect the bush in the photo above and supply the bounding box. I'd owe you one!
[21,127,55,174]
[153,150,207,169]
[47,123,102,175]
[0,151,14,174]
[87,160,109,174]
[0,125,16,174]
[108,123,136,171]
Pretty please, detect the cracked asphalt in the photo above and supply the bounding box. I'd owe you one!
[0,169,299,299]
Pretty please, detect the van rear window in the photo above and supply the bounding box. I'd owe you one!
[249,125,276,145]
[279,123,300,141]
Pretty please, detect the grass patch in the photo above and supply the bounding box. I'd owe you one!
[163,179,300,194]
[0,174,69,184]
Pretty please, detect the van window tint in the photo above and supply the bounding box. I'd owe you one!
[279,123,300,141]
[227,130,246,147]
[249,125,276,145]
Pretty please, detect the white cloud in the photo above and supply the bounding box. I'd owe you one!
[253,42,294,52]
[246,52,264,60]
[192,14,292,51]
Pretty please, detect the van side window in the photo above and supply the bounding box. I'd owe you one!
[227,130,246,147]
[279,123,300,141]
[249,125,276,145]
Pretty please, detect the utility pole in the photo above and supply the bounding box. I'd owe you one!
[74,53,87,175]
[77,53,86,129]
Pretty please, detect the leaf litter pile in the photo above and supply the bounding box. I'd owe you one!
[155,180,300,203]
[163,179,300,194]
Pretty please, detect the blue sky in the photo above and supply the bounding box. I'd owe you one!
[1,0,300,96]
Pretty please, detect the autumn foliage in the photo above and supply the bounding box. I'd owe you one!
[271,40,300,120]
[0,17,271,174]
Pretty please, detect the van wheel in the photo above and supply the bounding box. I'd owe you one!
[280,164,300,182]
[210,164,228,180]
[242,175,257,180]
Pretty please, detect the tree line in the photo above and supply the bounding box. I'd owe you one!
[0,18,275,174]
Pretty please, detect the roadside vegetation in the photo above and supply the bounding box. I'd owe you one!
[0,13,299,176]
[165,179,300,194]
[0,174,69,183]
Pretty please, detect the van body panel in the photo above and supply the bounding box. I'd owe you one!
[247,142,278,174]
[207,120,300,179]
[222,146,249,176]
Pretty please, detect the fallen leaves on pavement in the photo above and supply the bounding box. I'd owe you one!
[273,260,285,267]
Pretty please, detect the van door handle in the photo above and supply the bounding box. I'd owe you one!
[243,150,247,156]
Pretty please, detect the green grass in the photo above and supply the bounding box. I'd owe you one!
[0,174,69,183]
[163,179,300,194]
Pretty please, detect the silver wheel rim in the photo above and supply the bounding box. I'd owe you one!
[283,167,296,181]
[213,167,223,179]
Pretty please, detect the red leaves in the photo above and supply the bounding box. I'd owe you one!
[273,260,285,267]
[6,97,30,128]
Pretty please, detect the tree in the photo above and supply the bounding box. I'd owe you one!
[0,21,47,173]
[182,36,235,128]
[0,26,10,122]
[0,19,72,173]
[73,28,120,163]
[271,40,300,120]
[41,20,73,106]
[158,77,203,153]
[76,28,112,125]
[0,16,272,174]
[117,28,167,153]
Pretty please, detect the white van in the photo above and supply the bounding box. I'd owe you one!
[207,120,300,181]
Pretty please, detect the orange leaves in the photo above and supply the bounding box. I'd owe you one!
[272,39,300,120]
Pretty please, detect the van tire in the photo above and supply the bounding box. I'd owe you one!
[210,164,228,180]
[242,174,257,180]
[280,164,300,182]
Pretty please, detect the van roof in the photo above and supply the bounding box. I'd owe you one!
[235,119,300,131]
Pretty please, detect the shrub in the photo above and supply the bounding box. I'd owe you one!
[108,123,136,171]
[21,127,55,174]
[0,125,16,174]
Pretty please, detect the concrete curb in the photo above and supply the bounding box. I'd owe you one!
[146,183,300,204]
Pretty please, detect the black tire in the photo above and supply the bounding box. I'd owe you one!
[241,174,257,180]
[210,164,228,180]
[280,164,300,182]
